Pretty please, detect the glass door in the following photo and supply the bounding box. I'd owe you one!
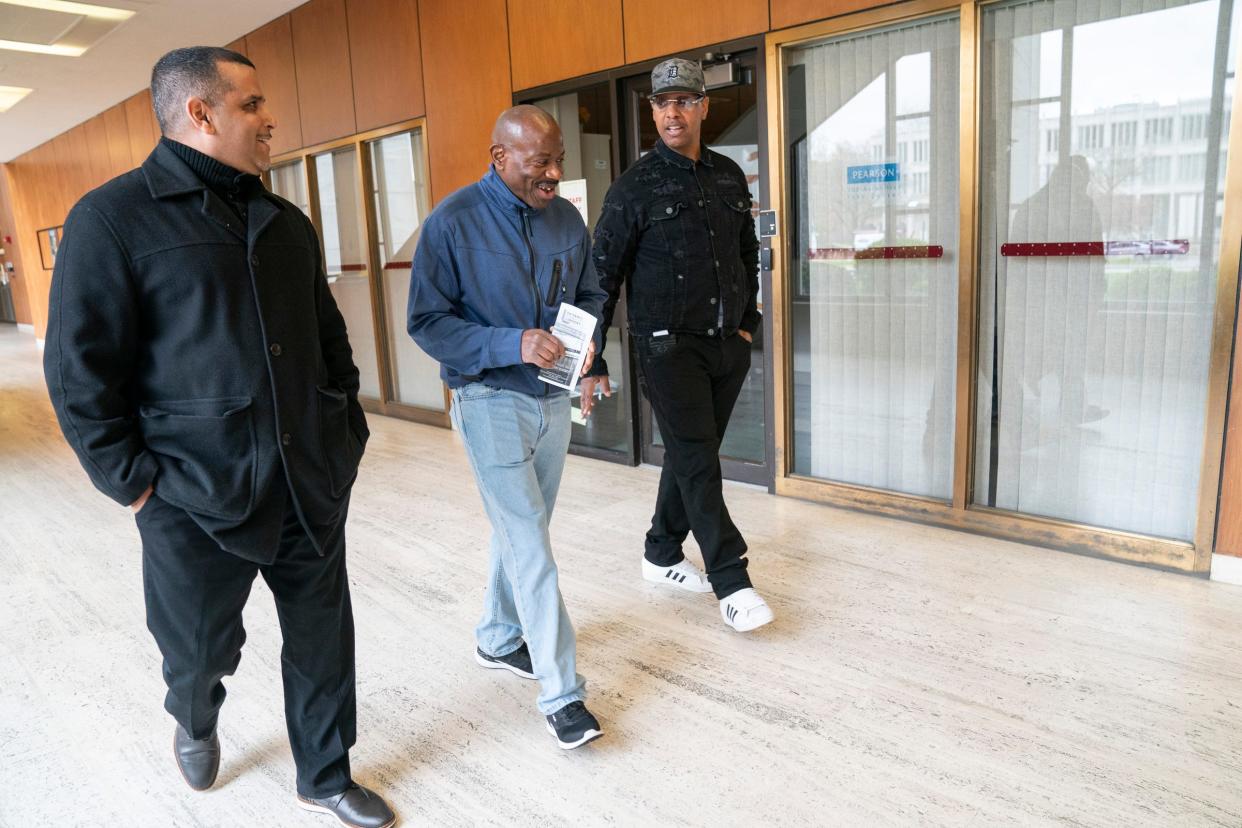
[268,120,447,426]
[270,159,310,216]
[365,127,447,418]
[783,15,961,499]
[974,0,1240,540]
[310,146,383,402]
[622,48,770,485]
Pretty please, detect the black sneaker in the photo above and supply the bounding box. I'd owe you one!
[475,643,536,680]
[545,701,603,750]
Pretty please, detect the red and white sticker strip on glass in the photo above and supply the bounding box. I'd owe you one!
[807,245,945,260]
[1000,240,1189,257]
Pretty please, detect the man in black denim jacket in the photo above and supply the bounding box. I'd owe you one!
[582,58,773,633]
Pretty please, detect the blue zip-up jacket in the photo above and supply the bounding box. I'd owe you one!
[408,166,607,397]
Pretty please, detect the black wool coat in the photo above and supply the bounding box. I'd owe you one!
[44,141,368,562]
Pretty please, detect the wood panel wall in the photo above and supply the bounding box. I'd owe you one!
[770,0,881,30]
[123,90,159,165]
[83,117,111,188]
[346,0,425,131]
[508,0,624,91]
[1216,341,1242,556]
[419,0,513,204]
[5,150,56,336]
[622,0,768,63]
[291,0,357,146]
[102,103,134,176]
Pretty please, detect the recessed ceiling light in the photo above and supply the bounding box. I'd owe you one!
[1,1,134,22]
[0,85,33,113]
[0,1,135,56]
[0,39,86,56]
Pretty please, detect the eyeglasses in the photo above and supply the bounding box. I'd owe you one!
[648,95,704,110]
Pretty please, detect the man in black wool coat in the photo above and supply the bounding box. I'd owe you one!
[43,45,395,828]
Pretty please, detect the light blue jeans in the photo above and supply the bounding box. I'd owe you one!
[450,383,586,714]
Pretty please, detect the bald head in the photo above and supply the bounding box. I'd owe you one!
[491,104,560,146]
[490,105,565,210]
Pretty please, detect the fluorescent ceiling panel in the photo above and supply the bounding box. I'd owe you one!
[0,85,34,112]
[0,0,134,56]
[3,0,132,21]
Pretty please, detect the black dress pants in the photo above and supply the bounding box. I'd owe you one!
[136,486,356,798]
[636,331,753,599]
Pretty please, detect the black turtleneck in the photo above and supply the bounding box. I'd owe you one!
[162,137,263,221]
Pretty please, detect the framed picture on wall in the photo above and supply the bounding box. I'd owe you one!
[37,225,62,270]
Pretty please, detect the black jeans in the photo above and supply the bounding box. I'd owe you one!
[136,484,356,798]
[636,332,752,599]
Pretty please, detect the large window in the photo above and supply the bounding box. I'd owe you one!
[367,129,443,412]
[268,120,447,426]
[270,160,308,216]
[771,0,1242,568]
[974,0,1239,540]
[785,14,961,498]
[313,146,382,400]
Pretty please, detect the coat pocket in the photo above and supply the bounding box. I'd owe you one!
[648,197,687,249]
[139,397,256,520]
[317,386,364,497]
[718,190,753,239]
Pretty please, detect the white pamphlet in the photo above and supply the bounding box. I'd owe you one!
[538,302,598,391]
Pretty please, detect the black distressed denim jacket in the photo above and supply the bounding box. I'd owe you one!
[588,140,760,376]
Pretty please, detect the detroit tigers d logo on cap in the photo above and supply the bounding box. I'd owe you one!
[650,57,705,95]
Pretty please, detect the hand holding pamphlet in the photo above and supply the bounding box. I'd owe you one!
[538,302,598,390]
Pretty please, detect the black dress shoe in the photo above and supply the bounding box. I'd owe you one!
[297,783,396,828]
[173,724,220,791]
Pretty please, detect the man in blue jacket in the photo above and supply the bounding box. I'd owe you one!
[408,105,607,750]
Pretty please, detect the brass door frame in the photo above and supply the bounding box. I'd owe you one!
[270,117,452,428]
[765,0,1242,573]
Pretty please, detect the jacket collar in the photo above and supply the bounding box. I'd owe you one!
[479,165,537,217]
[141,141,285,242]
[654,138,713,170]
[142,140,210,199]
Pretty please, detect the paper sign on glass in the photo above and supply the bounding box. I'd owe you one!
[538,302,598,391]
[558,179,590,226]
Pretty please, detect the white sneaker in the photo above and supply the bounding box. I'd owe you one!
[643,558,713,593]
[720,588,774,632]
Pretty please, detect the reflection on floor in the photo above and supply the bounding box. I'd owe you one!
[3,324,1241,826]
